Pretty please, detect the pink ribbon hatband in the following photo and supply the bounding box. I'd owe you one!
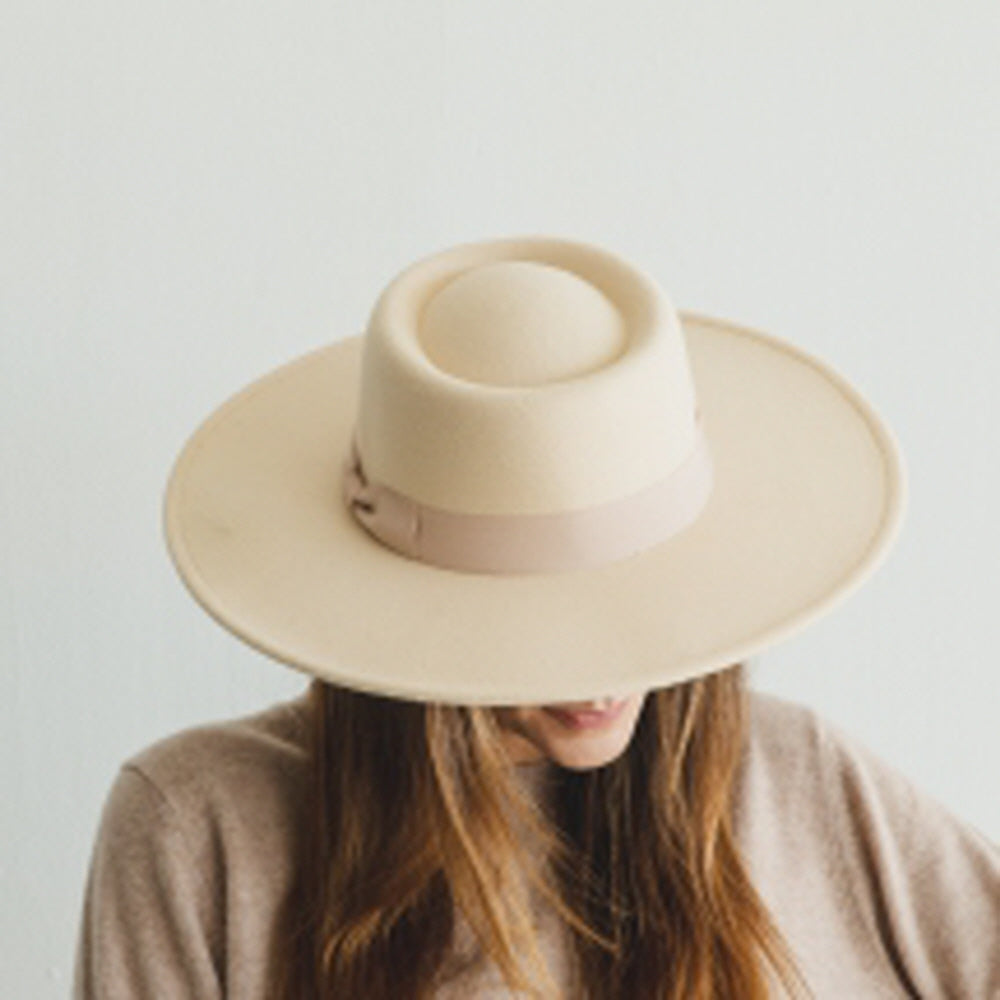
[341,424,713,574]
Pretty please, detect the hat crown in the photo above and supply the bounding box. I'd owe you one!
[358,236,700,516]
[419,260,627,387]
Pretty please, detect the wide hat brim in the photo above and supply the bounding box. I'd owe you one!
[164,311,906,705]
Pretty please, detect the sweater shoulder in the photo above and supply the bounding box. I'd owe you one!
[739,689,989,858]
[743,689,830,765]
[121,689,312,821]
[737,690,857,835]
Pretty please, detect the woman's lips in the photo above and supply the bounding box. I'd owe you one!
[543,700,627,730]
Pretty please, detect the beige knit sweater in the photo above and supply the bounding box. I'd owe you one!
[73,691,1000,998]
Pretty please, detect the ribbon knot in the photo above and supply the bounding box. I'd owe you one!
[342,438,422,552]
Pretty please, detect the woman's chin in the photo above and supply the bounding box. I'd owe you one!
[544,734,633,771]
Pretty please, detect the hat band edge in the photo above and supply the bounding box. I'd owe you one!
[341,421,714,575]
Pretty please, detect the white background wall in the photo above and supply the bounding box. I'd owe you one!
[3,1,998,993]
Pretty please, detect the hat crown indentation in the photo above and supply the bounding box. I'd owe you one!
[418,260,626,387]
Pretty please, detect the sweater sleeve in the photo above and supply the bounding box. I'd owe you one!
[73,764,223,1000]
[817,716,1000,998]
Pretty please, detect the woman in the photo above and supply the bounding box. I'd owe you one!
[74,237,999,998]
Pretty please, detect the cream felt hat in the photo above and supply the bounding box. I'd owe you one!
[164,236,906,705]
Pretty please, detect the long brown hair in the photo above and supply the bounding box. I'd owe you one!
[272,662,808,998]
